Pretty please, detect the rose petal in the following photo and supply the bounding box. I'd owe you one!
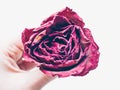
[57,7,85,27]
[23,52,40,65]
[77,44,100,76]
[52,15,71,29]
[22,28,34,44]
[40,56,87,77]
[41,7,85,28]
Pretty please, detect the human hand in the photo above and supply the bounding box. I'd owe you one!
[0,37,55,90]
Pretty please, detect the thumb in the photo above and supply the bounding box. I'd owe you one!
[23,68,55,90]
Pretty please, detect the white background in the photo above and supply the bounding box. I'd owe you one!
[0,0,120,90]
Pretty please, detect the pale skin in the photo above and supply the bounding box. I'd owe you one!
[0,37,55,90]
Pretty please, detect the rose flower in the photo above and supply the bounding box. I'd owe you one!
[22,7,100,77]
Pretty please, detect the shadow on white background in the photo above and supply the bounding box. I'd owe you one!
[0,0,120,90]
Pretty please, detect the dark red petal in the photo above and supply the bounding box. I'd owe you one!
[57,7,85,27]
[41,7,84,28]
[77,44,100,76]
[40,56,87,77]
[22,28,34,44]
[83,28,94,41]
[41,15,54,25]
[23,52,40,65]
[52,15,70,28]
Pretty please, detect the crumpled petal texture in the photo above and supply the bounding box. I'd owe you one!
[22,7,100,77]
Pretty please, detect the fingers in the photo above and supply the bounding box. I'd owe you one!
[3,36,24,63]
[2,36,37,71]
[0,36,23,72]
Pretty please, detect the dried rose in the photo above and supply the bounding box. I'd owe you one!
[22,7,100,77]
